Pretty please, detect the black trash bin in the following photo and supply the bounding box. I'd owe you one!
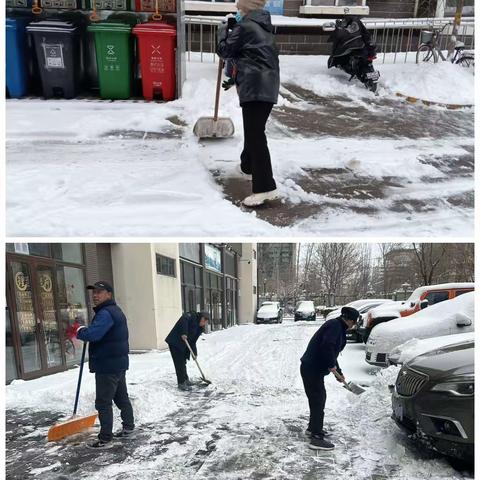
[26,13,87,98]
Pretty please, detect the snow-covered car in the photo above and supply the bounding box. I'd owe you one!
[363,282,474,342]
[391,341,474,462]
[325,298,395,342]
[325,298,392,322]
[365,292,474,367]
[388,332,474,366]
[256,303,283,324]
[294,301,316,322]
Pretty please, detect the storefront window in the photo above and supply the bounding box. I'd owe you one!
[179,243,201,264]
[205,245,222,273]
[181,261,204,313]
[11,261,42,374]
[52,244,84,265]
[6,305,18,382]
[56,266,88,366]
[28,244,51,258]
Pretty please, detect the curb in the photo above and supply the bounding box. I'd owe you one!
[395,92,474,110]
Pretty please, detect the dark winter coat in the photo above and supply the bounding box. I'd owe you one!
[329,17,375,59]
[165,312,204,359]
[77,299,129,374]
[300,317,347,374]
[216,10,280,106]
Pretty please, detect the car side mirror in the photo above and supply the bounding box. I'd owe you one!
[456,314,472,327]
[420,300,428,310]
[322,22,336,32]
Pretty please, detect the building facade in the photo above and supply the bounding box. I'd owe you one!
[5,243,257,383]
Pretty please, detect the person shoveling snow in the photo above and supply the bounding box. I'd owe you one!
[216,0,281,207]
[165,311,210,390]
[300,306,361,451]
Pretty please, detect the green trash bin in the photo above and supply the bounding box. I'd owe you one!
[88,14,138,99]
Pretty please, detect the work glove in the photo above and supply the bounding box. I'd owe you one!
[71,321,86,338]
[222,78,235,91]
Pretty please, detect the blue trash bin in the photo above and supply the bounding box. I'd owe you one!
[6,17,31,98]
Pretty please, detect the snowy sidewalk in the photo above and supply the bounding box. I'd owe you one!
[6,56,474,237]
[6,322,473,479]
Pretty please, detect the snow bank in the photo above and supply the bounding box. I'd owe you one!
[389,332,475,365]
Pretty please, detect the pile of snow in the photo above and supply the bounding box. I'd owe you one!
[389,331,475,365]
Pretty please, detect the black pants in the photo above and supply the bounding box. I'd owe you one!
[169,345,189,385]
[95,371,134,442]
[241,101,276,194]
[300,363,327,436]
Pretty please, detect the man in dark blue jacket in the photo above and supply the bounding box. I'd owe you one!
[300,306,359,451]
[74,281,134,449]
[165,311,209,391]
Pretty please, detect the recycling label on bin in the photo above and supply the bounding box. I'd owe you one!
[103,44,121,72]
[6,0,30,7]
[150,45,165,74]
[135,0,175,12]
[43,44,65,69]
[42,0,78,8]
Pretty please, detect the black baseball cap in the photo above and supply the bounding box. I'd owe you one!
[87,281,113,293]
[341,306,359,321]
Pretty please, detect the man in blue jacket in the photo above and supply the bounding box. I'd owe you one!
[73,281,134,449]
[300,306,359,451]
[165,311,209,391]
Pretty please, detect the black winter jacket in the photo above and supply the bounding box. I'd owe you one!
[216,10,280,106]
[165,312,204,359]
[300,317,347,374]
[77,300,129,374]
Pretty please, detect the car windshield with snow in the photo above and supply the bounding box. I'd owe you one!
[294,301,316,322]
[256,304,283,324]
[365,291,474,367]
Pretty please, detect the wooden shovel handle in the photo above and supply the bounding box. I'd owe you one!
[213,58,224,122]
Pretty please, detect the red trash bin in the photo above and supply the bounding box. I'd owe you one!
[133,22,176,101]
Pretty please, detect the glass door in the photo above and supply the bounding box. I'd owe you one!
[8,258,64,378]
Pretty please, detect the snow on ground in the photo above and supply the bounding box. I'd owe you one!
[6,54,474,236]
[6,321,472,479]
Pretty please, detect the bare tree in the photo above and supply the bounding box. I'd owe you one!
[412,243,448,285]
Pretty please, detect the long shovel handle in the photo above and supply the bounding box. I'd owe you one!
[213,58,224,122]
[331,368,349,388]
[183,338,209,382]
[73,341,87,416]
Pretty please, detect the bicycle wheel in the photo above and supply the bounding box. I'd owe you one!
[416,44,438,64]
[456,55,474,68]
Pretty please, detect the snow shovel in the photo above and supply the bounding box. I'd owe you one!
[183,338,212,385]
[47,342,97,441]
[332,369,365,395]
[193,58,235,139]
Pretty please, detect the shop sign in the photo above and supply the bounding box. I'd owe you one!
[205,245,222,273]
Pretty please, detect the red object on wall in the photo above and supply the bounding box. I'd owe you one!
[133,22,176,101]
[134,0,176,12]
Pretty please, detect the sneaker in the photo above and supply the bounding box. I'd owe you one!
[242,189,279,207]
[178,381,192,391]
[306,428,331,438]
[86,439,114,449]
[308,435,335,451]
[113,428,135,438]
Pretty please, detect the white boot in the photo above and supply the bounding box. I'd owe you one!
[242,189,279,207]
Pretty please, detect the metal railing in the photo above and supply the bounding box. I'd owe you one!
[184,15,474,64]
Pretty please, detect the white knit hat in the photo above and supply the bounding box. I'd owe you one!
[237,0,267,13]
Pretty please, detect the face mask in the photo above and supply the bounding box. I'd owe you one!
[235,11,244,22]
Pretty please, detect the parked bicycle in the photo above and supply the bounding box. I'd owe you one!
[416,22,474,67]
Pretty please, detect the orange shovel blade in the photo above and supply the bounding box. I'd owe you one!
[47,413,98,442]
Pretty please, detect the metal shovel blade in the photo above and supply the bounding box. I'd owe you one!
[343,382,366,395]
[193,117,235,139]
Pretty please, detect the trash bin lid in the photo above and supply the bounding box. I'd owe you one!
[88,22,133,33]
[132,22,176,36]
[26,19,79,33]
